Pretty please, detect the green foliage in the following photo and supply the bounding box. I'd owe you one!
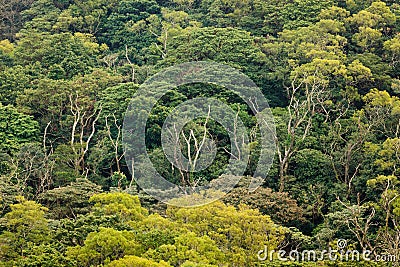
[0,0,35,41]
[66,227,139,266]
[9,244,73,267]
[223,178,304,224]
[89,192,148,222]
[106,255,171,267]
[39,178,102,219]
[99,0,161,54]
[53,212,132,247]
[131,213,183,250]
[0,0,400,265]
[14,31,105,79]
[291,149,333,183]
[0,197,50,260]
[167,200,285,265]
[0,105,38,154]
[165,27,267,70]
[0,64,43,106]
[146,232,225,266]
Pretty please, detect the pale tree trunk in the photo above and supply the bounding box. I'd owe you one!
[105,114,124,174]
[277,73,326,192]
[165,106,212,194]
[69,93,102,175]
[337,195,377,254]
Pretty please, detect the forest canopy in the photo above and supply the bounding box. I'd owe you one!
[0,0,400,266]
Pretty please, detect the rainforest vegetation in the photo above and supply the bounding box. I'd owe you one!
[0,0,400,266]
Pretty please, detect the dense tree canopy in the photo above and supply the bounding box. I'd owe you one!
[0,0,399,266]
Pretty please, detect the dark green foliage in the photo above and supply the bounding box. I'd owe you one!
[98,0,161,54]
[39,178,102,219]
[0,0,399,266]
[14,31,103,79]
[0,105,38,154]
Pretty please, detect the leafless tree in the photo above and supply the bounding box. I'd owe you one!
[337,195,377,254]
[105,114,124,173]
[328,115,372,197]
[164,106,214,193]
[102,53,119,73]
[276,71,330,192]
[69,92,102,175]
[125,45,135,82]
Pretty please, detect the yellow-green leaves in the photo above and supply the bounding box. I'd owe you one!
[319,6,350,21]
[106,255,171,267]
[347,2,396,51]
[62,193,286,266]
[363,89,400,134]
[347,60,373,84]
[367,175,398,188]
[348,1,396,29]
[353,26,382,51]
[384,33,400,65]
[0,196,50,260]
[166,200,285,265]
[364,89,400,111]
[66,227,140,267]
[89,192,148,222]
[375,138,400,173]
[145,232,224,266]
[0,39,14,55]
